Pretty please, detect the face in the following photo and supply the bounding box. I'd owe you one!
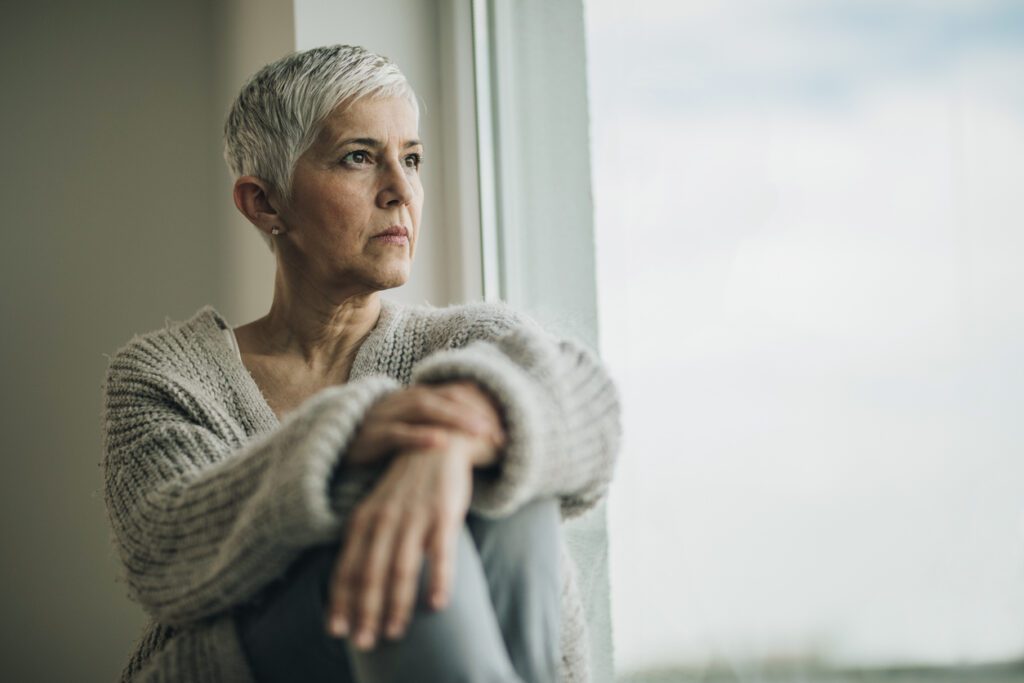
[276,96,424,294]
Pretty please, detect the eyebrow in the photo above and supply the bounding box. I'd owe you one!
[334,137,423,150]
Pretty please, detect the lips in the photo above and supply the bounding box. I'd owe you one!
[374,225,409,238]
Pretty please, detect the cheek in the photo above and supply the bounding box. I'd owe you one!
[321,192,372,238]
[411,187,425,225]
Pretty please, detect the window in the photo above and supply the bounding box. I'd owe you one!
[586,1,1024,680]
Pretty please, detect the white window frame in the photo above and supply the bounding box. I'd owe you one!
[439,2,614,680]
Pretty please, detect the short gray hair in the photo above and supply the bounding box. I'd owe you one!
[223,45,418,249]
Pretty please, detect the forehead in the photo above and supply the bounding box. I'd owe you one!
[316,96,420,148]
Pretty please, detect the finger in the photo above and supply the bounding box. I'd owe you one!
[402,388,493,436]
[427,516,459,611]
[425,383,505,446]
[379,384,486,423]
[327,511,373,638]
[352,505,402,650]
[380,423,450,453]
[348,423,445,466]
[435,388,498,429]
[430,380,494,407]
[384,520,427,639]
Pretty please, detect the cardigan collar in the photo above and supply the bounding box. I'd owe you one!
[183,297,405,434]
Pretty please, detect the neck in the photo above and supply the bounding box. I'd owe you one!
[252,267,383,373]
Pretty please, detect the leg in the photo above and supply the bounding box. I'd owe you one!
[348,525,521,683]
[235,544,356,683]
[467,498,563,683]
[236,529,523,683]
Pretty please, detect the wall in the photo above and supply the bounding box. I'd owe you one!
[215,0,297,325]
[0,2,222,680]
[0,1,454,679]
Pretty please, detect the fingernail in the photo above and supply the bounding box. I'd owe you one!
[356,630,375,650]
[386,621,402,639]
[431,591,446,609]
[328,615,348,637]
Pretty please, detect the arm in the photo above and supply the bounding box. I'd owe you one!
[323,310,621,647]
[411,306,622,519]
[101,358,399,627]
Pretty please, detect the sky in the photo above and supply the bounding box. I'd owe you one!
[586,0,1024,672]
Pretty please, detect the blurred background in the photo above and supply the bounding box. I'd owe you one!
[590,1,1024,681]
[1,0,1022,681]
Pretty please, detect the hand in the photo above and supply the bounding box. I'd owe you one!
[345,380,506,468]
[422,380,507,468]
[345,381,505,467]
[326,433,485,649]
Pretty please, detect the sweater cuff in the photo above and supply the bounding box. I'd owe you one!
[271,375,401,546]
[411,343,550,518]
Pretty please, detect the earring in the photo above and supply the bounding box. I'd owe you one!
[271,227,281,236]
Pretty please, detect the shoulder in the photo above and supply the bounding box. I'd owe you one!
[104,305,227,391]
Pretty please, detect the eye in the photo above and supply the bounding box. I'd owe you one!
[341,150,371,165]
[403,153,423,170]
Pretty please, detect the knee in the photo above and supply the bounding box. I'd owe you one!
[469,497,562,586]
[351,529,521,683]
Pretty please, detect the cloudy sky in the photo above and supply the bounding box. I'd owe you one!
[586,0,1024,672]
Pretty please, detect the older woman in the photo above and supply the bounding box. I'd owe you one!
[101,45,619,683]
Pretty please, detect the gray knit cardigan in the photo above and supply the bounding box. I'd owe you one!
[101,297,621,682]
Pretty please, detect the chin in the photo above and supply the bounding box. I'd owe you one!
[371,265,411,291]
[334,256,410,293]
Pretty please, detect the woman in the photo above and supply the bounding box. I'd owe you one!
[101,45,620,683]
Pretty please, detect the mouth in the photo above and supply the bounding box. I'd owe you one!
[373,225,409,238]
[371,225,410,246]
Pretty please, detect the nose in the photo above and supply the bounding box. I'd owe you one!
[376,157,416,209]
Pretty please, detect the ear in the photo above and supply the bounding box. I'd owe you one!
[233,176,284,237]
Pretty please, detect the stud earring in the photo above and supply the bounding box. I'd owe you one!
[271,227,281,236]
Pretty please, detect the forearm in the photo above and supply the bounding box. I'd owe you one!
[103,375,399,625]
[411,323,622,519]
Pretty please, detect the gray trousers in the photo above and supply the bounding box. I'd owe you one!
[236,498,562,683]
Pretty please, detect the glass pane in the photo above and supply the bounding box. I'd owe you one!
[586,0,1024,678]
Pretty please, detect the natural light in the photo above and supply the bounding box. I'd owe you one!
[587,0,1024,678]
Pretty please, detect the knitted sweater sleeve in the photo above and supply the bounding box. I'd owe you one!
[101,346,398,627]
[410,305,621,520]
